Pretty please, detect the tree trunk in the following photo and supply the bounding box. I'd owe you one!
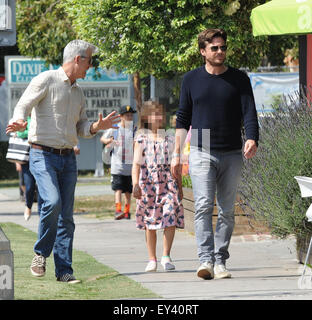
[133,72,142,113]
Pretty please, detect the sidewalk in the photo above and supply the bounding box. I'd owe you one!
[0,182,312,300]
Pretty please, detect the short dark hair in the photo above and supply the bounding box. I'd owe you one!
[198,28,227,50]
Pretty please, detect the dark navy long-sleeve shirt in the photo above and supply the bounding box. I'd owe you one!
[176,65,259,150]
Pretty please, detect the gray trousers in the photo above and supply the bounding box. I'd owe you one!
[189,147,243,265]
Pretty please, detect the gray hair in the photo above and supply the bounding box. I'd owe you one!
[63,40,98,64]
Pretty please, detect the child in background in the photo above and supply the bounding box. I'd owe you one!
[17,116,41,221]
[132,100,184,272]
[101,105,137,220]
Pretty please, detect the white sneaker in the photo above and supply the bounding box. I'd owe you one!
[197,261,214,279]
[24,207,31,221]
[214,264,231,279]
[145,260,157,272]
[161,256,175,271]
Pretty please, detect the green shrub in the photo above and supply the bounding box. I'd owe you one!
[0,141,18,180]
[182,174,192,188]
[239,93,312,239]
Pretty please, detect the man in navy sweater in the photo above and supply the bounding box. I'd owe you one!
[172,28,259,280]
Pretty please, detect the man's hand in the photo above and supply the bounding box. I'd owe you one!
[6,120,27,135]
[171,154,182,180]
[90,111,121,134]
[73,146,80,155]
[244,139,257,159]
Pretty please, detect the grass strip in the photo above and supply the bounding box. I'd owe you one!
[0,222,158,300]
[74,195,136,219]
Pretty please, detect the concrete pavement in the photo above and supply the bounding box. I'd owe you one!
[0,181,312,300]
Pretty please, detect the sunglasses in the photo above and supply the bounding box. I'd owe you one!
[210,45,227,52]
[81,55,93,65]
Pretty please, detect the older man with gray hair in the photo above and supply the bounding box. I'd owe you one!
[6,39,120,283]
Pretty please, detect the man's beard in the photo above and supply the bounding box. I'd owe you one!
[206,57,226,66]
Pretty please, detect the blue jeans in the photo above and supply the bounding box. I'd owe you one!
[189,147,243,265]
[29,148,77,277]
[21,163,42,212]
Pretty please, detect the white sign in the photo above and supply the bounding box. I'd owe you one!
[5,56,131,122]
[8,85,130,123]
[82,86,129,122]
[248,72,299,113]
[7,57,130,84]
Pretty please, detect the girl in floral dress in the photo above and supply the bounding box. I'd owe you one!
[132,100,184,272]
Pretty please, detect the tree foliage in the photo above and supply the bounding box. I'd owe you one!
[16,1,299,72]
[15,0,299,109]
[16,0,76,65]
[60,0,271,77]
[266,36,298,67]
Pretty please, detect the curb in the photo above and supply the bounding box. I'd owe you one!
[231,233,296,243]
[231,233,275,242]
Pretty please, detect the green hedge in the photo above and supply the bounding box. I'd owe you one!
[0,141,19,179]
[239,94,312,239]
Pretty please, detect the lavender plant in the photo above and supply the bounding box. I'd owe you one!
[239,91,312,239]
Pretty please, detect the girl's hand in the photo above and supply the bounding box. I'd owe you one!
[133,184,142,199]
[106,140,117,149]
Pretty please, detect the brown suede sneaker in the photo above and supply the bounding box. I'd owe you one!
[30,254,46,277]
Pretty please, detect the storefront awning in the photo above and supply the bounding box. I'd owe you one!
[251,0,312,36]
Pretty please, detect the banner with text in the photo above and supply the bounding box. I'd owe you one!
[248,72,299,114]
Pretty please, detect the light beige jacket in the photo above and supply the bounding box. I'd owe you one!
[12,67,94,148]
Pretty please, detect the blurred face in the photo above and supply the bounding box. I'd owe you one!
[121,112,134,127]
[200,37,227,67]
[147,109,165,131]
